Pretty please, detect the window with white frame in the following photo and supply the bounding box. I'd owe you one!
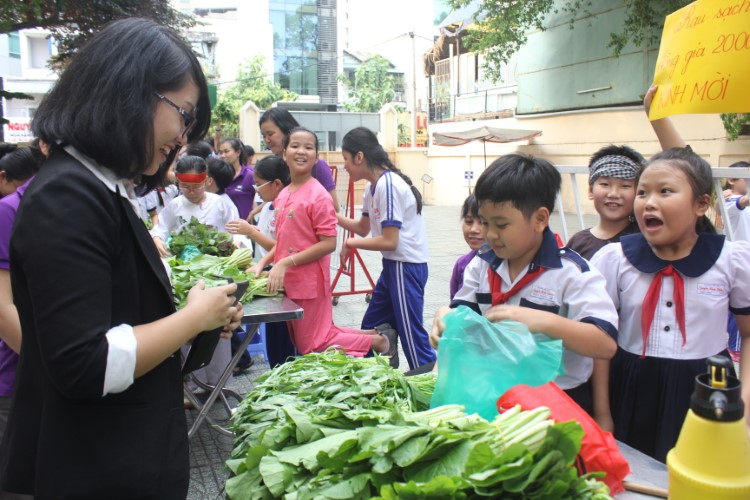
[28,36,51,69]
[8,32,20,59]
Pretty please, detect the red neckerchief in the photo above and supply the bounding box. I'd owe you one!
[640,264,686,358]
[488,266,546,306]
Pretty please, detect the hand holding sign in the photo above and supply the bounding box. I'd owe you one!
[650,0,750,120]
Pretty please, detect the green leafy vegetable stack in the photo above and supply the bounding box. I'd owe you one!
[167,248,279,309]
[168,216,234,257]
[226,351,611,499]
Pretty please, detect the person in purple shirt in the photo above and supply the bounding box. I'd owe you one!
[218,137,256,220]
[449,194,484,300]
[0,147,41,441]
[259,107,340,212]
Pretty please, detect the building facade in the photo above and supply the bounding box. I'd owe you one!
[0,29,57,143]
[269,0,338,104]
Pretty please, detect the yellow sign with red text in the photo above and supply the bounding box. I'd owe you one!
[650,0,750,120]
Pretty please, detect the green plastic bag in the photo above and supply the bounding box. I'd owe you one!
[430,306,565,420]
[178,244,202,262]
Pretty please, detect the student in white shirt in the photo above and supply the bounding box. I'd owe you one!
[150,155,236,257]
[431,153,618,414]
[721,161,750,360]
[337,127,434,370]
[591,147,750,462]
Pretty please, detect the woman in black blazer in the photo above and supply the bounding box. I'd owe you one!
[0,19,242,499]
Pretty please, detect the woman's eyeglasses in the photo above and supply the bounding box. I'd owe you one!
[155,92,196,136]
[253,180,271,190]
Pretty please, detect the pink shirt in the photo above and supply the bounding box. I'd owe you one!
[274,178,337,299]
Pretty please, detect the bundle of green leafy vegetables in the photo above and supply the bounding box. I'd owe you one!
[168,216,234,257]
[167,248,279,309]
[226,351,611,499]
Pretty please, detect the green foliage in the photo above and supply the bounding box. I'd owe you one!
[167,248,277,309]
[338,55,396,113]
[168,216,234,258]
[226,351,610,499]
[212,56,297,137]
[448,0,555,83]
[605,0,691,55]
[447,0,691,83]
[721,113,750,142]
[0,0,194,70]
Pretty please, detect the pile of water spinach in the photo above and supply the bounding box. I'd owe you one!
[227,351,611,499]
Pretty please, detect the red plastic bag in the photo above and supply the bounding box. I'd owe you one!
[497,382,630,494]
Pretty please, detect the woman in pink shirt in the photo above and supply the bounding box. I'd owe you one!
[248,127,397,359]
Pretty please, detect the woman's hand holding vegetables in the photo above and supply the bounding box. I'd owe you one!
[221,303,243,338]
[153,236,171,258]
[185,280,239,332]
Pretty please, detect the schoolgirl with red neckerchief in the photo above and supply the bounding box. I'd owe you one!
[591,147,750,462]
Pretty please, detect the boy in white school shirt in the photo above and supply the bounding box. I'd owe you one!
[430,153,618,413]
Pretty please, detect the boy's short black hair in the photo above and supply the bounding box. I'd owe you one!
[254,155,290,185]
[0,147,40,182]
[589,144,645,169]
[175,155,207,175]
[474,153,560,219]
[206,157,235,191]
[185,140,213,159]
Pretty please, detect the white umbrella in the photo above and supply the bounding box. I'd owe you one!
[432,126,542,167]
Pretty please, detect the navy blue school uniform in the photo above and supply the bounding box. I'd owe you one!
[591,232,750,462]
[360,171,436,369]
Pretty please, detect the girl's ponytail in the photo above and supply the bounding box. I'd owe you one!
[384,157,423,214]
[696,215,717,235]
[342,127,423,214]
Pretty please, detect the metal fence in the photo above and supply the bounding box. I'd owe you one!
[552,165,750,243]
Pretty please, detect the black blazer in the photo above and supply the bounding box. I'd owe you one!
[0,149,188,499]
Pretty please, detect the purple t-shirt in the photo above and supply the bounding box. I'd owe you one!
[225,165,256,219]
[0,179,30,396]
[312,159,336,191]
[449,249,478,300]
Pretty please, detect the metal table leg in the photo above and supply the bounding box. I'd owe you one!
[187,323,260,439]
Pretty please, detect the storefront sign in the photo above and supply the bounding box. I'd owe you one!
[3,117,34,143]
